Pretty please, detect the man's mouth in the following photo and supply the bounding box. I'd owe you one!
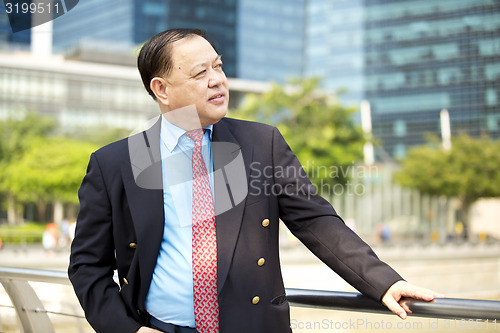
[208,93,225,103]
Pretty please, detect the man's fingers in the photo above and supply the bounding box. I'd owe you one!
[383,295,407,320]
[383,281,443,320]
[399,298,412,314]
[401,286,439,301]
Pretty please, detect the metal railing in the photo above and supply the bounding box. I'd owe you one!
[1,266,500,332]
[286,288,500,320]
[0,266,81,333]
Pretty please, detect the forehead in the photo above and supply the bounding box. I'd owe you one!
[170,35,218,67]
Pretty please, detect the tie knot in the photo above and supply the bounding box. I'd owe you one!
[186,129,205,143]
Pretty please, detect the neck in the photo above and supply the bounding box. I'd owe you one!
[161,104,204,131]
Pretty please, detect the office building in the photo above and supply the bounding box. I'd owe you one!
[305,0,365,105]
[308,0,500,158]
[51,0,238,77]
[51,0,308,81]
[159,0,238,77]
[0,2,31,48]
[365,0,500,158]
[0,52,268,129]
[237,0,305,82]
[3,0,499,159]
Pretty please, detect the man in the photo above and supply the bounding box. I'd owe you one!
[69,28,438,333]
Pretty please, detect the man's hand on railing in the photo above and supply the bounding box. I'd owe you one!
[382,280,443,320]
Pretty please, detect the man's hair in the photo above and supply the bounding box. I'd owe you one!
[137,28,216,100]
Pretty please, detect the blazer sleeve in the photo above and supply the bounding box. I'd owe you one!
[270,127,403,301]
[68,153,142,333]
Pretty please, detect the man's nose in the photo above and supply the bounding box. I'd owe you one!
[208,69,226,87]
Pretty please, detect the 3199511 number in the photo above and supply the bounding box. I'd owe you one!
[5,2,60,14]
[444,318,497,330]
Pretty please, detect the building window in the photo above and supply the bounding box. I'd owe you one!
[195,7,206,19]
[487,115,499,131]
[393,119,407,137]
[394,144,407,159]
[486,89,497,106]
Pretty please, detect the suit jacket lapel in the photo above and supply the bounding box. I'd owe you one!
[122,116,165,298]
[123,116,252,297]
[212,119,253,293]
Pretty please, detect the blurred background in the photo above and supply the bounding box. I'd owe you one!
[0,0,499,332]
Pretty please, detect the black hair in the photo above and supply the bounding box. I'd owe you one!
[137,28,217,100]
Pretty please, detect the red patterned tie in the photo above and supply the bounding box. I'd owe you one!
[186,129,219,333]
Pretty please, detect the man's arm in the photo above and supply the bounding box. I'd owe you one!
[269,127,439,309]
[68,153,142,333]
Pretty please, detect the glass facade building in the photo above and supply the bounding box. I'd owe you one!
[238,0,305,82]
[51,0,238,77]
[305,0,365,105]
[52,0,141,53]
[36,0,306,82]
[365,0,500,158]
[51,0,307,81]
[158,0,238,78]
[3,0,499,159]
[0,2,31,48]
[308,0,500,159]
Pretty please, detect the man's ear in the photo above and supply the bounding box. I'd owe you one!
[150,77,169,105]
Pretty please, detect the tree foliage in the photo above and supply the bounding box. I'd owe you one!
[2,137,96,204]
[69,125,131,147]
[232,78,366,186]
[395,134,500,226]
[0,113,98,223]
[0,112,55,165]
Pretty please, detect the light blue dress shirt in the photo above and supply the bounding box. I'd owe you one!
[145,116,214,326]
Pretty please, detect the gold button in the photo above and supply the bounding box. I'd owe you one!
[252,296,260,304]
[257,258,265,266]
[123,278,129,285]
[262,219,270,227]
[137,309,141,315]
[129,242,137,249]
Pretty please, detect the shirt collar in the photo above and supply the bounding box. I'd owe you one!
[160,115,213,152]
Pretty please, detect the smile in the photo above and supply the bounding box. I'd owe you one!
[208,94,225,104]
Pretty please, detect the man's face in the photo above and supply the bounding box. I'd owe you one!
[163,35,229,128]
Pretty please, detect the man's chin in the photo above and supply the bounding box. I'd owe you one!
[212,106,228,120]
[201,108,228,127]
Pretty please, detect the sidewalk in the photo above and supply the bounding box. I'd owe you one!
[0,245,70,270]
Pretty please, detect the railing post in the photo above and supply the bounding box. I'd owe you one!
[0,278,55,333]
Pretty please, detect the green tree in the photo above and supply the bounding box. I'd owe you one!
[70,125,131,147]
[232,77,366,186]
[2,137,97,223]
[0,112,55,163]
[0,113,55,224]
[0,113,124,225]
[395,134,500,237]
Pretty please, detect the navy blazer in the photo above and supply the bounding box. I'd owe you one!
[68,117,402,333]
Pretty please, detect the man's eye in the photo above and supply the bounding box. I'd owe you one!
[215,63,223,69]
[195,70,206,77]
